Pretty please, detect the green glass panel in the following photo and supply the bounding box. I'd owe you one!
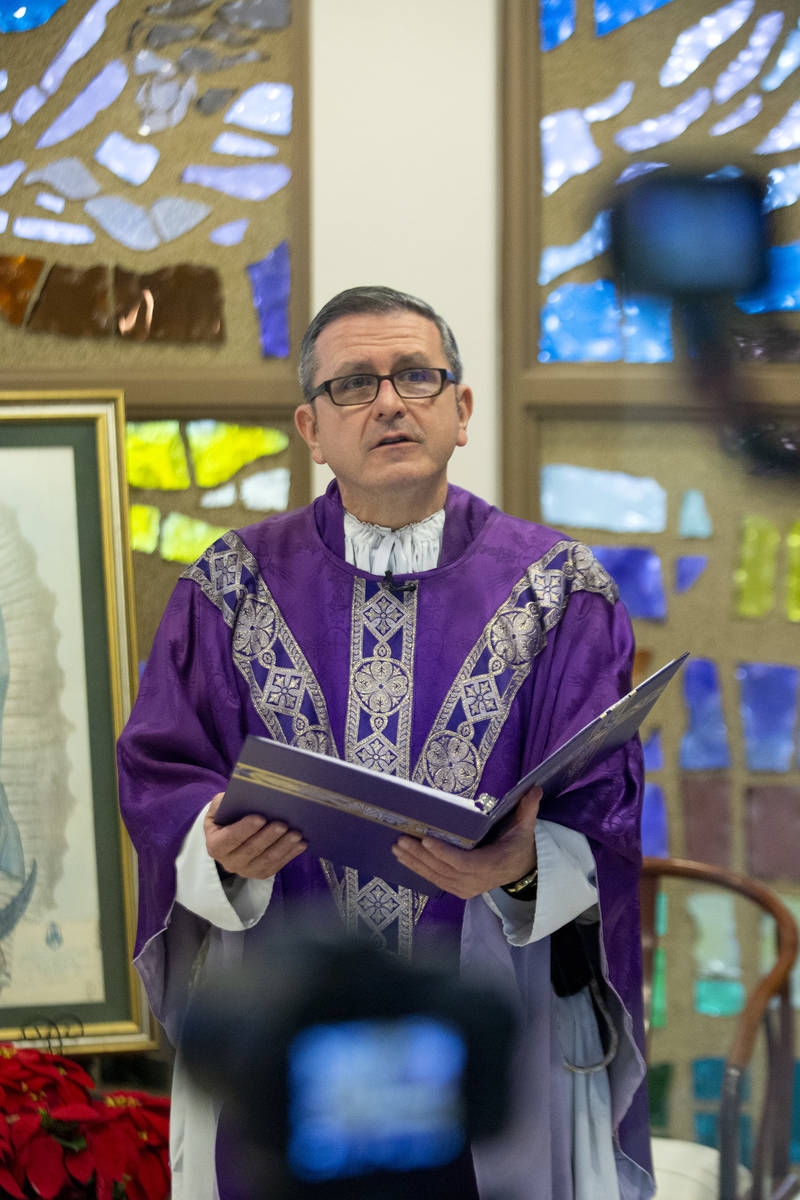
[186,421,289,487]
[126,421,191,491]
[733,515,780,618]
[651,945,667,1029]
[129,503,160,554]
[160,513,230,564]
[655,890,668,937]
[787,520,800,623]
[647,1062,673,1131]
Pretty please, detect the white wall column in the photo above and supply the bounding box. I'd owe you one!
[309,0,500,505]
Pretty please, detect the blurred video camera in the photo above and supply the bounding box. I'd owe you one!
[179,928,517,1199]
[609,167,769,298]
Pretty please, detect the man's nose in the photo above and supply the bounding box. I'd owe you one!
[372,376,408,418]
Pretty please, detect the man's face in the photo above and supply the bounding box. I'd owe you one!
[294,310,472,525]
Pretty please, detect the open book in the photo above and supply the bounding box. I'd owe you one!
[217,652,688,895]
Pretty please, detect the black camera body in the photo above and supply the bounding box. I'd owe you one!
[180,929,517,1199]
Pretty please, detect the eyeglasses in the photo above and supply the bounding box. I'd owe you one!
[309,367,456,407]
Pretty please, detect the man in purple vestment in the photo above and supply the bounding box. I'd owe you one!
[117,286,655,1200]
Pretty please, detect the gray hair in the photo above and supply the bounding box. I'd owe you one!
[298,285,463,400]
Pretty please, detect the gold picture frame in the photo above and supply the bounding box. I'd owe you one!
[0,390,156,1053]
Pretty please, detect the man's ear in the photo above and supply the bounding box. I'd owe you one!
[455,386,473,447]
[294,403,326,465]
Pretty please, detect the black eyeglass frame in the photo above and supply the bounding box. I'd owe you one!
[308,367,457,407]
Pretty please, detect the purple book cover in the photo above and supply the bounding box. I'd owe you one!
[217,653,688,894]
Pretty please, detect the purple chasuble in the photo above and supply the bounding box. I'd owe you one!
[117,481,652,1197]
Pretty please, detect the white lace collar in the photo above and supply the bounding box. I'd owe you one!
[343,508,445,575]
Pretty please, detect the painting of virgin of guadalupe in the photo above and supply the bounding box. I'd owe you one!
[0,480,105,1010]
[0,395,154,1052]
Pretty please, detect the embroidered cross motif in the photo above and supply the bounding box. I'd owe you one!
[462,675,501,721]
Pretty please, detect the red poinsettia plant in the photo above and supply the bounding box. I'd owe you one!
[0,1044,170,1200]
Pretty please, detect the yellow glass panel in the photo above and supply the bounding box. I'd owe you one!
[787,520,800,623]
[160,512,230,564]
[126,421,191,490]
[186,421,289,488]
[733,515,780,619]
[129,504,160,554]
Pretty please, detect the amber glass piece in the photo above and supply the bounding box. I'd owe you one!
[0,254,45,326]
[787,520,800,623]
[28,263,111,337]
[114,264,224,343]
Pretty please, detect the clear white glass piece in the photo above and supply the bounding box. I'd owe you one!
[755,99,800,154]
[241,468,290,512]
[95,131,160,184]
[25,156,101,199]
[660,0,754,87]
[583,81,634,123]
[0,72,7,93]
[209,217,249,245]
[539,211,609,285]
[540,109,601,195]
[41,0,121,97]
[84,195,160,249]
[540,464,667,532]
[136,74,196,134]
[762,22,800,92]
[211,131,278,157]
[150,195,210,241]
[37,59,128,149]
[765,161,800,211]
[0,211,7,233]
[223,82,292,134]
[713,12,784,103]
[614,89,711,152]
[12,215,94,244]
[200,484,236,508]
[0,114,10,140]
[182,162,290,200]
[12,85,46,125]
[616,162,667,184]
[35,190,65,212]
[0,160,25,196]
[134,49,176,77]
[710,94,762,135]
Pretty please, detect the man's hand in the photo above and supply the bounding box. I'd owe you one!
[391,785,542,900]
[204,793,307,880]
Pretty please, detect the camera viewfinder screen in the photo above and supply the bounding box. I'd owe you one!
[286,1015,467,1182]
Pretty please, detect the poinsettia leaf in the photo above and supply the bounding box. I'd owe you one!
[66,1144,95,1185]
[137,1149,170,1200]
[26,1133,67,1199]
[0,1164,26,1199]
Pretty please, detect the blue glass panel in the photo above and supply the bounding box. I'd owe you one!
[539,280,622,362]
[680,659,731,769]
[641,783,668,857]
[621,293,673,362]
[540,0,575,50]
[675,554,708,592]
[678,490,712,538]
[737,241,800,313]
[692,1058,724,1101]
[589,546,667,619]
[540,465,666,532]
[595,0,675,38]
[642,729,663,771]
[694,978,745,1017]
[736,662,800,771]
[791,1062,800,1165]
[0,0,67,31]
[247,239,290,358]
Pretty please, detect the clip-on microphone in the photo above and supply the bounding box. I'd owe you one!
[381,570,417,595]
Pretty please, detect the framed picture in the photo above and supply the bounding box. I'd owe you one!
[0,391,156,1053]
